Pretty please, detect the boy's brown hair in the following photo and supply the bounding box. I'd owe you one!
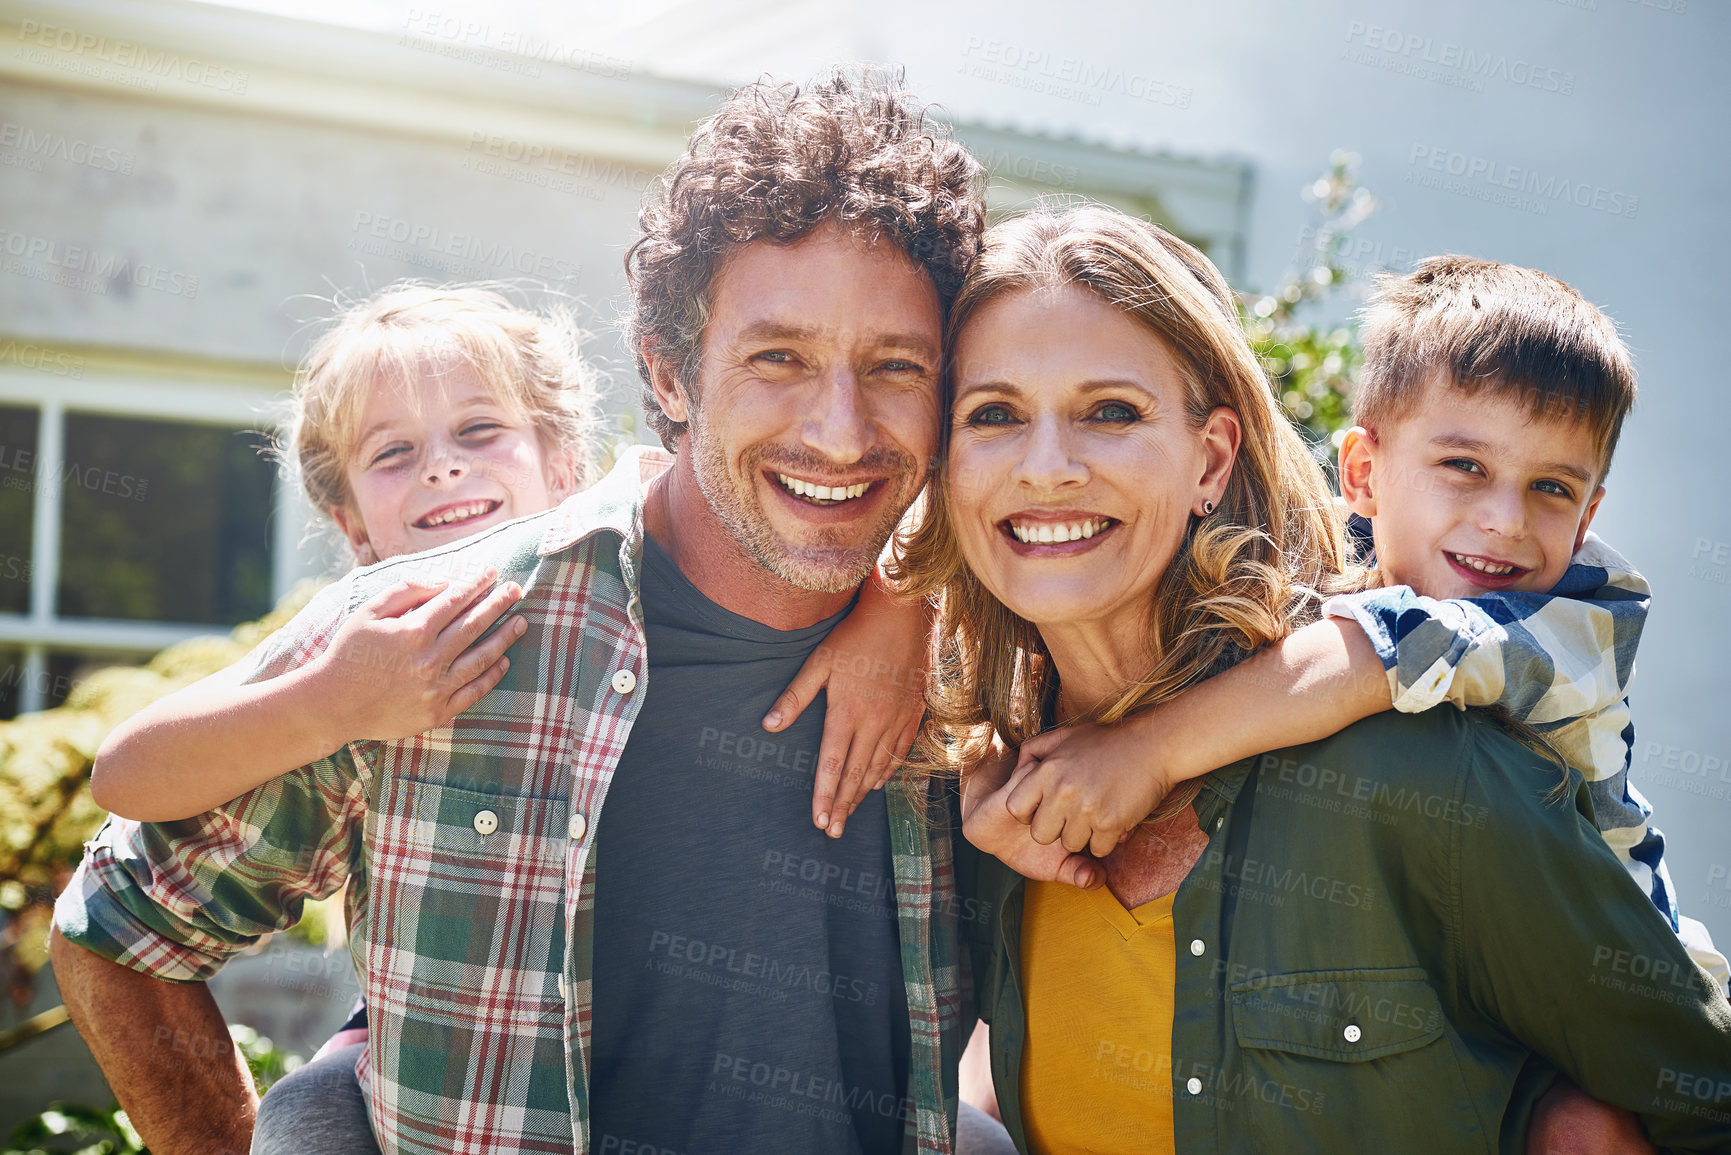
[1354,255,1637,478]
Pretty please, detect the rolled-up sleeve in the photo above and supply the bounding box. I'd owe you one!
[1321,533,1647,728]
[55,576,366,980]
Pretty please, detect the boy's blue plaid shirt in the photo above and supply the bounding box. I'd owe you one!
[1326,513,1728,985]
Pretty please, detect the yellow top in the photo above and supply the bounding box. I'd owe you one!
[1019,879,1178,1155]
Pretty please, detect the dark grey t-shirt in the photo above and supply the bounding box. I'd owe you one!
[589,535,911,1155]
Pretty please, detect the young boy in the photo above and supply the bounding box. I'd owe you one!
[982,255,1727,986]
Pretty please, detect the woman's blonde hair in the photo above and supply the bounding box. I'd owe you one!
[893,203,1351,820]
[288,282,600,544]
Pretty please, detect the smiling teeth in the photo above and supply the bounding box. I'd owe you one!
[1450,552,1518,576]
[1010,519,1108,544]
[777,474,870,503]
[421,501,495,528]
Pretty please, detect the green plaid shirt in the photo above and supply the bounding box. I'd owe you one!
[56,447,969,1154]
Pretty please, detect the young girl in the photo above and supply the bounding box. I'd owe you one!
[88,282,932,1153]
[92,284,593,821]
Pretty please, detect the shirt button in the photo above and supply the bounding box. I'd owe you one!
[1186,1077,1203,1095]
[557,974,568,1001]
[473,809,499,836]
[1214,816,1223,831]
[1189,939,1206,956]
[568,812,587,841]
[1344,1024,1362,1043]
[611,668,637,695]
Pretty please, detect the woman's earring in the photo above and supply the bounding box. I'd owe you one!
[1203,500,1215,515]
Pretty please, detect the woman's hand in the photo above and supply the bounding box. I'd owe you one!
[308,568,526,744]
[1005,715,1175,858]
[962,739,1103,889]
[763,569,931,839]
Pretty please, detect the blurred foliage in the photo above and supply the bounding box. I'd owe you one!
[230,1022,304,1094]
[0,582,328,1155]
[0,1026,301,1154]
[0,581,329,1012]
[2,1100,144,1155]
[1239,151,1380,471]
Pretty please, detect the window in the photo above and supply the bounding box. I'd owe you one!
[0,646,22,717]
[57,413,275,626]
[0,406,38,617]
[0,353,304,718]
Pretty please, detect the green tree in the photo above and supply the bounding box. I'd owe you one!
[1240,151,1380,471]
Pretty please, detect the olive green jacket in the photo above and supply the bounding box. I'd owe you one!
[961,708,1731,1154]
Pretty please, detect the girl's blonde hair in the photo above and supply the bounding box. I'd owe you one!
[288,283,600,531]
[892,204,1352,821]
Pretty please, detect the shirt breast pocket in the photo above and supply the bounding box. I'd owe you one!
[1224,968,1488,1154]
[367,777,569,1033]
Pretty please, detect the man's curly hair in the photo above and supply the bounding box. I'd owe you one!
[625,67,986,449]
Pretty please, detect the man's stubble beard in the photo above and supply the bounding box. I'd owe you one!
[685,415,917,595]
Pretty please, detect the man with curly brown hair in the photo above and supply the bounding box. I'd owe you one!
[586,67,985,1155]
[51,68,991,1155]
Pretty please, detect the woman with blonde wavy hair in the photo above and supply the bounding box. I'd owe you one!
[898,203,1346,813]
[896,204,1731,1153]
[895,200,1343,1152]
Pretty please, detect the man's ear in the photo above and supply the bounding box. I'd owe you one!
[1338,426,1378,518]
[1573,484,1607,555]
[331,506,379,566]
[644,347,690,425]
[1194,406,1242,514]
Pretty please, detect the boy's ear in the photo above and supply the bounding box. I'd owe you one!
[1337,426,1378,518]
[644,347,690,425]
[331,506,379,566]
[1573,484,1607,555]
